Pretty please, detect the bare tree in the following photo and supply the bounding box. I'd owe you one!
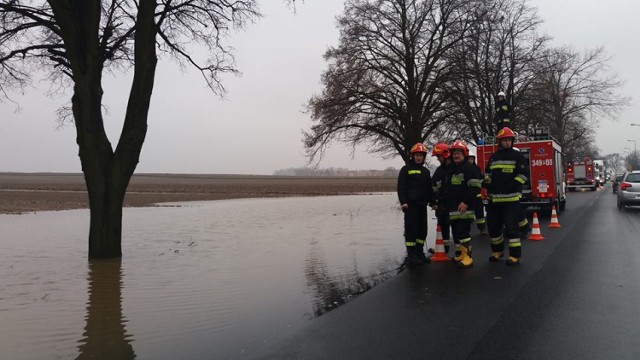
[0,1,260,258]
[522,46,630,159]
[603,152,626,174]
[447,0,548,142]
[304,0,479,164]
[624,151,639,171]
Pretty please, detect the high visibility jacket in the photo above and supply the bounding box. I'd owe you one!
[484,147,529,203]
[397,162,435,206]
[443,161,482,220]
[494,99,511,125]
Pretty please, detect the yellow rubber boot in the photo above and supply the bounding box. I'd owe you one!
[489,252,504,262]
[456,245,473,269]
[506,256,520,266]
[453,245,463,262]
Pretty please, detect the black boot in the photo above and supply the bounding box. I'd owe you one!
[415,246,430,264]
[407,246,428,266]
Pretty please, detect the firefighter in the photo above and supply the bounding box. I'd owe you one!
[428,143,453,255]
[484,127,529,265]
[508,146,531,238]
[444,140,482,269]
[397,143,435,266]
[494,91,512,131]
[467,150,487,235]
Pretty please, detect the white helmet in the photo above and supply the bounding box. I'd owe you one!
[497,91,506,97]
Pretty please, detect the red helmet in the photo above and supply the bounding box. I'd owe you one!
[431,143,450,158]
[410,142,428,155]
[449,140,469,157]
[496,127,516,140]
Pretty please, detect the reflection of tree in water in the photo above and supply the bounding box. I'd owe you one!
[304,247,396,318]
[76,258,135,359]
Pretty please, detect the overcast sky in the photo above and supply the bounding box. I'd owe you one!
[1,0,639,175]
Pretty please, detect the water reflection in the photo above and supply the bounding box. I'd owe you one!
[304,247,395,317]
[76,258,135,359]
[0,194,434,359]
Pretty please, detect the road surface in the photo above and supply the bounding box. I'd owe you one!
[260,184,640,359]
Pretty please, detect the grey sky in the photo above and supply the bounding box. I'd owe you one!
[0,0,638,174]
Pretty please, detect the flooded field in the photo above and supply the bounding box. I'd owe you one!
[0,193,439,359]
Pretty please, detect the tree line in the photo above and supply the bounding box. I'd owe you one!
[304,0,629,165]
[273,166,399,177]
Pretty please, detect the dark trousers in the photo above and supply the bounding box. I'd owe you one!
[404,203,428,247]
[496,119,511,129]
[474,197,485,228]
[435,206,451,242]
[487,202,522,257]
[450,219,473,246]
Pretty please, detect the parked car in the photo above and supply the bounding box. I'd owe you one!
[612,173,625,193]
[617,170,640,210]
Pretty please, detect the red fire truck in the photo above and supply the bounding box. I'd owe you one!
[566,157,597,191]
[477,128,567,213]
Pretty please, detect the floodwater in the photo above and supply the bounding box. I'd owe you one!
[0,193,438,359]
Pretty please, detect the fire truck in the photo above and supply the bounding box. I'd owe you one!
[566,157,598,191]
[477,127,567,213]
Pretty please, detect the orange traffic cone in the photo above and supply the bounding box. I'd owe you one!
[528,212,545,241]
[549,205,561,228]
[431,225,450,262]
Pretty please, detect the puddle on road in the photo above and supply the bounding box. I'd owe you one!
[0,193,438,359]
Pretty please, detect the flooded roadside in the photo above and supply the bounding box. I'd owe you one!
[0,193,438,359]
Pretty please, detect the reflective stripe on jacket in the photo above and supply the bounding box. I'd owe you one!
[484,148,529,204]
[444,161,482,218]
[397,162,435,206]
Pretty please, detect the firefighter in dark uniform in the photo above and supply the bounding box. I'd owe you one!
[397,143,435,266]
[429,143,453,255]
[494,91,512,131]
[511,147,531,238]
[443,140,482,269]
[467,151,487,235]
[484,127,529,265]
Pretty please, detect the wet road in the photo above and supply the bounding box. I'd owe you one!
[261,184,640,359]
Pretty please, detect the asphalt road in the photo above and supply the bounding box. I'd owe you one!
[259,184,640,359]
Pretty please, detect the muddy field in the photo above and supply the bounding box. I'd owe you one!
[0,173,396,214]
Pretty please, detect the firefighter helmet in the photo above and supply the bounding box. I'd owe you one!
[449,140,469,157]
[496,127,516,140]
[497,91,506,97]
[410,142,428,155]
[431,143,450,158]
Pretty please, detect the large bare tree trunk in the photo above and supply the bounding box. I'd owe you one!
[58,0,158,258]
[72,74,127,258]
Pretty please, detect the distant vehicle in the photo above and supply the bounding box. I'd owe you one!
[613,173,625,193]
[477,127,566,212]
[593,159,605,186]
[566,157,597,191]
[617,170,640,210]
